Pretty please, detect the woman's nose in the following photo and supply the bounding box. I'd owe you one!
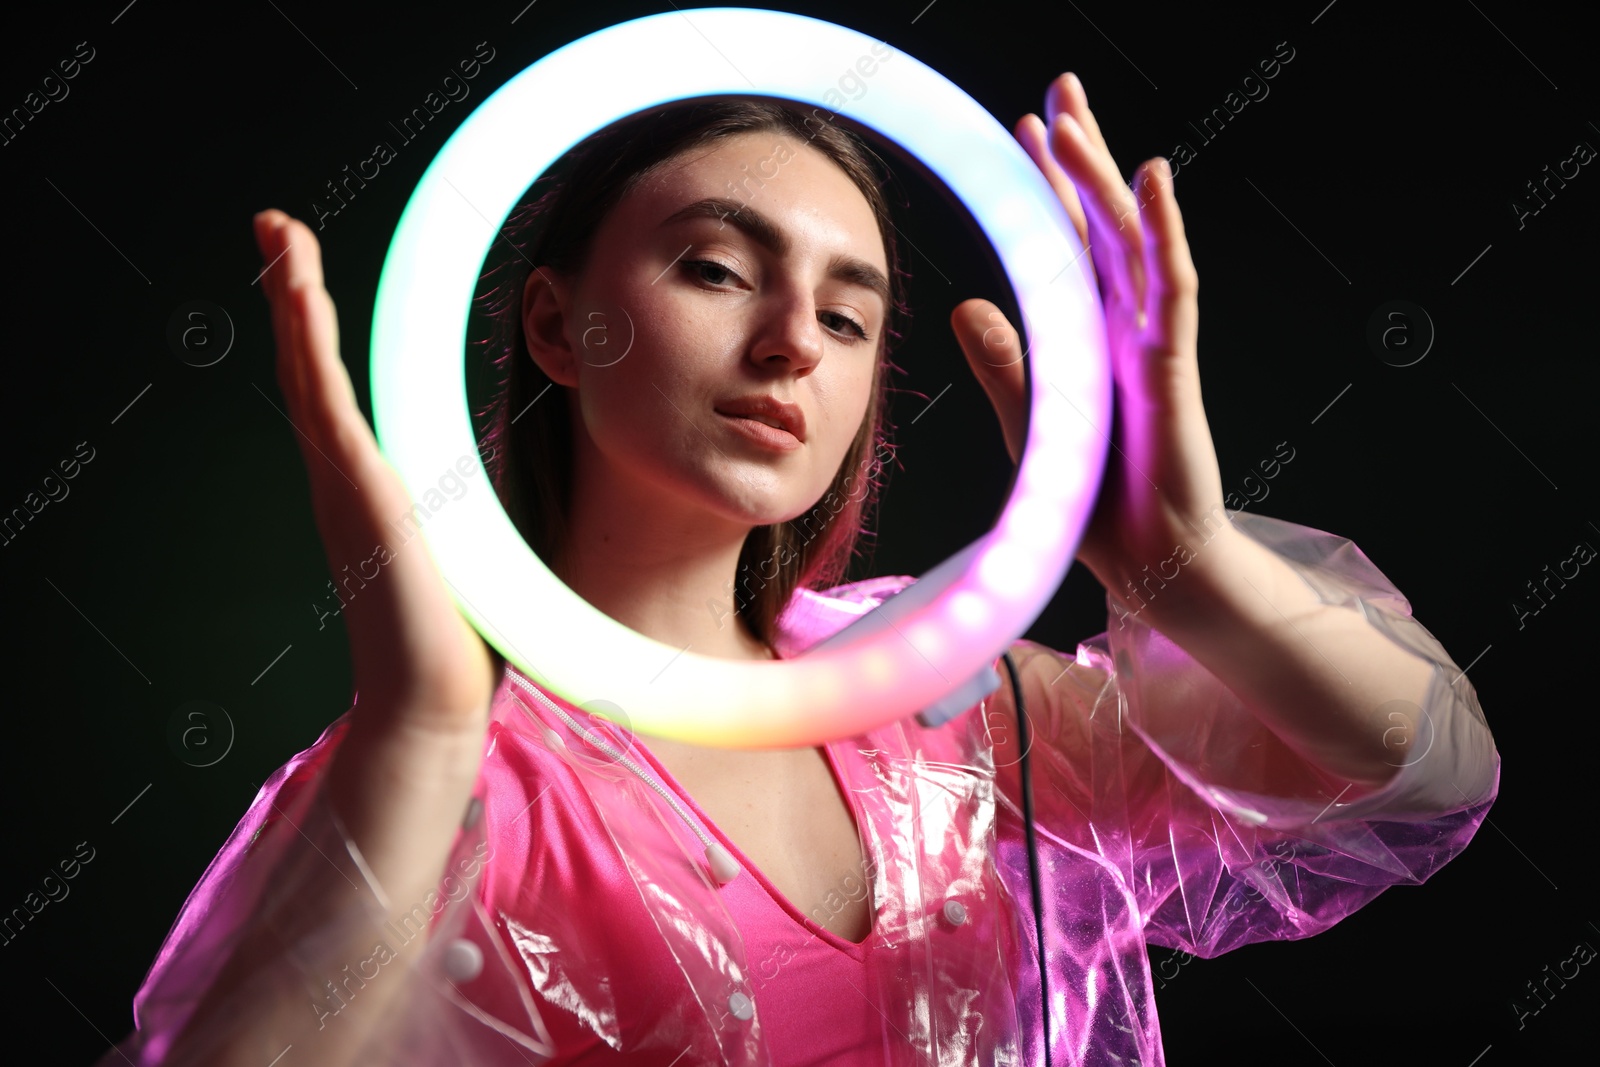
[747,291,825,375]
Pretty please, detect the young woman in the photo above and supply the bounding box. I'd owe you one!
[102,76,1500,1066]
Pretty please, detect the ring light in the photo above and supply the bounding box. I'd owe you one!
[370,7,1110,748]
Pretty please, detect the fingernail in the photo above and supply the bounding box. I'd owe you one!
[1067,72,1084,99]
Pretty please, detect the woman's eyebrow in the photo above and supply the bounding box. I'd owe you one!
[659,197,890,308]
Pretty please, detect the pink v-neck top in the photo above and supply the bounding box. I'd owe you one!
[632,739,880,1039]
[489,720,891,1063]
[103,512,1501,1066]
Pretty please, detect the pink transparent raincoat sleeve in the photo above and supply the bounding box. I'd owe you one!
[994,510,1501,966]
[95,711,554,1066]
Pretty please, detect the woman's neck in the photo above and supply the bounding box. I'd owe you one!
[553,517,776,663]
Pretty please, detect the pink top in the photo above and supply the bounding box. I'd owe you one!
[491,714,891,1063]
[101,512,1502,1066]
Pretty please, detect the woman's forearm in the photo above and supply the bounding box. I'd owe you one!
[163,886,433,1067]
[162,715,487,1067]
[1115,518,1439,788]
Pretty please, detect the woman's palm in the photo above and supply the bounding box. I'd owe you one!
[253,210,497,734]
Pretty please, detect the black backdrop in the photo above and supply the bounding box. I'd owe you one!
[3,1,1595,1063]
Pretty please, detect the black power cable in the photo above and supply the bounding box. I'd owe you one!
[1000,650,1051,1067]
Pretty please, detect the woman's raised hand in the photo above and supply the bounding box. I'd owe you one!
[949,73,1226,598]
[253,209,498,732]
[251,210,496,883]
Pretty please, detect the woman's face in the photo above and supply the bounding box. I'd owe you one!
[523,129,890,535]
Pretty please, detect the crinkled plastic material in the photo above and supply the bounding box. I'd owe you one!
[99,512,1500,1065]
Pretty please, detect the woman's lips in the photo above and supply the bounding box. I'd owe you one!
[715,411,802,451]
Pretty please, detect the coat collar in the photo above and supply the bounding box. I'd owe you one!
[770,574,916,659]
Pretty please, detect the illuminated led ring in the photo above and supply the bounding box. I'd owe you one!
[371,7,1110,748]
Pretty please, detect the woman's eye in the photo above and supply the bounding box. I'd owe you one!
[683,260,738,286]
[821,310,870,342]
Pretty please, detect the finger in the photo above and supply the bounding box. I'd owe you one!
[279,218,359,429]
[290,275,409,571]
[950,298,1027,465]
[1015,113,1090,251]
[254,216,367,528]
[286,220,348,400]
[292,279,360,445]
[254,211,309,412]
[1045,73,1111,162]
[284,214,326,291]
[255,209,298,311]
[1134,158,1199,358]
[1044,74,1147,311]
[1047,111,1147,315]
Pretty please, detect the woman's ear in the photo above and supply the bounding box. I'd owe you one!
[522,267,579,387]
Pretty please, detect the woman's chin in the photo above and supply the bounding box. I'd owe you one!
[696,481,824,530]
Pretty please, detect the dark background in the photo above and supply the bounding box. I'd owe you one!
[2,1,1594,1063]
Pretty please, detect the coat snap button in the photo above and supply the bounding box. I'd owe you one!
[727,991,754,1020]
[942,899,968,926]
[460,796,484,831]
[444,938,484,982]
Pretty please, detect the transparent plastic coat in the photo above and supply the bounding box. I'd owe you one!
[102,512,1501,1065]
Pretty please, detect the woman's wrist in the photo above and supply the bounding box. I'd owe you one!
[325,710,488,911]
